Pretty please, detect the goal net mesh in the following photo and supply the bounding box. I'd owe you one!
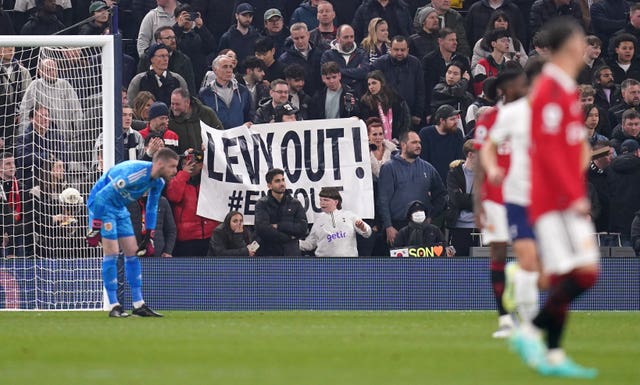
[0,42,111,310]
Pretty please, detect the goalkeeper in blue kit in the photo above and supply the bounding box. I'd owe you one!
[86,148,179,317]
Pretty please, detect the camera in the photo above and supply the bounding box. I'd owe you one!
[182,149,204,163]
[188,11,198,20]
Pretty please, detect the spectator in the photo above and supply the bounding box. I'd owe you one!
[377,131,447,246]
[472,29,509,95]
[577,36,606,85]
[139,101,179,153]
[166,153,219,256]
[309,61,359,119]
[0,46,31,148]
[352,0,412,42]
[218,3,260,63]
[0,152,26,258]
[431,62,474,125]
[320,24,371,96]
[19,0,65,35]
[172,4,217,88]
[169,87,223,154]
[358,70,411,140]
[414,0,471,57]
[422,28,470,118]
[19,58,83,147]
[274,101,299,122]
[632,210,640,255]
[465,0,525,46]
[137,0,178,57]
[528,29,551,59]
[393,200,454,256]
[254,168,308,256]
[255,37,286,83]
[137,26,197,95]
[278,23,324,96]
[207,211,255,256]
[0,6,15,35]
[261,8,289,58]
[191,0,236,44]
[199,55,253,129]
[140,132,166,162]
[360,17,391,64]
[291,0,319,31]
[300,187,371,257]
[128,195,176,258]
[372,35,425,126]
[78,1,110,35]
[607,33,640,84]
[284,64,312,119]
[584,104,608,146]
[94,105,144,166]
[16,104,68,188]
[611,109,640,153]
[593,66,621,120]
[590,0,629,50]
[419,104,465,183]
[615,3,640,51]
[529,0,585,40]
[127,43,189,106]
[471,11,528,69]
[445,139,478,256]
[236,56,270,112]
[588,140,614,233]
[580,84,611,141]
[231,0,286,29]
[465,79,498,132]
[309,1,337,49]
[131,90,156,123]
[254,79,290,123]
[607,78,640,129]
[409,7,440,60]
[607,139,640,246]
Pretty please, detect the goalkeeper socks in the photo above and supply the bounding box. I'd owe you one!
[514,268,540,323]
[533,270,597,349]
[490,260,507,316]
[102,254,119,306]
[124,256,143,304]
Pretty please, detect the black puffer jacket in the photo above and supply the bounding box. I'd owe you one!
[208,223,253,256]
[607,153,640,238]
[254,191,308,256]
[394,221,446,247]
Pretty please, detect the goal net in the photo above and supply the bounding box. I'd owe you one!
[0,36,116,310]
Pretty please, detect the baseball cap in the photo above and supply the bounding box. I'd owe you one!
[620,139,640,154]
[89,1,109,13]
[264,8,283,20]
[434,104,460,122]
[235,3,254,15]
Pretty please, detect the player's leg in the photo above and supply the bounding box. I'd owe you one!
[531,211,599,378]
[117,210,163,317]
[100,217,129,318]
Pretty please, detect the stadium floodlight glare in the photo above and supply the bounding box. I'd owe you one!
[0,35,116,310]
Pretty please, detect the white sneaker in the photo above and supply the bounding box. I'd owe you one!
[492,315,514,338]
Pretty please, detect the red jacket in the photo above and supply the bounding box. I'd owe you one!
[139,125,180,153]
[166,170,218,241]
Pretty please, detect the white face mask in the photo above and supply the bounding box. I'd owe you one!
[411,211,426,224]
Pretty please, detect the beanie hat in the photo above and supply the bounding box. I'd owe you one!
[146,43,168,61]
[147,101,169,121]
[417,6,437,27]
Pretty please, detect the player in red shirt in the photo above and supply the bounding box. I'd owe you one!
[474,68,528,339]
[511,18,600,379]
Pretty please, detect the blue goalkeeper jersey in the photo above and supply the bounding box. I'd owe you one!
[87,160,165,230]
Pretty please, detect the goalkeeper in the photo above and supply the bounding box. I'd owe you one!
[86,148,179,318]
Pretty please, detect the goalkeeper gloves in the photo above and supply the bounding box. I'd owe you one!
[136,230,155,257]
[85,219,102,247]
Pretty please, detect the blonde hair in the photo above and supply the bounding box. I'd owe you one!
[361,18,388,53]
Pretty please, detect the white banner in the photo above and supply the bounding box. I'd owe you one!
[196,118,375,225]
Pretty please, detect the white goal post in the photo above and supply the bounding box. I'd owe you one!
[0,35,116,310]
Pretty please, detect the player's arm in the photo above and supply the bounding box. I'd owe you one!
[480,139,503,186]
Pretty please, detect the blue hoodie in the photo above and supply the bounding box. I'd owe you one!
[198,79,253,129]
[377,154,447,229]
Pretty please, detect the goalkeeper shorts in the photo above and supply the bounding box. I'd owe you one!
[89,206,135,240]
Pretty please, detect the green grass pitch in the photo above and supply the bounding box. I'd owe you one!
[0,311,638,385]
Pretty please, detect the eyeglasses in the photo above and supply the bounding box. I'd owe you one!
[161,36,176,41]
[154,54,170,59]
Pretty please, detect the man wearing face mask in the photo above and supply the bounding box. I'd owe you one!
[393,200,455,256]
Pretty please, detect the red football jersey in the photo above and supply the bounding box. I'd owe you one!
[474,106,511,204]
[529,64,587,223]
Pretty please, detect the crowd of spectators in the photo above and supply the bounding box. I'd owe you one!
[0,0,639,257]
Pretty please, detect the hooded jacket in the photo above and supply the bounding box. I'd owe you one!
[609,125,640,154]
[166,170,219,242]
[291,1,319,30]
[352,0,412,42]
[254,190,308,256]
[169,96,223,153]
[321,40,370,95]
[208,218,253,256]
[198,79,253,129]
[300,209,372,257]
[607,153,640,238]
